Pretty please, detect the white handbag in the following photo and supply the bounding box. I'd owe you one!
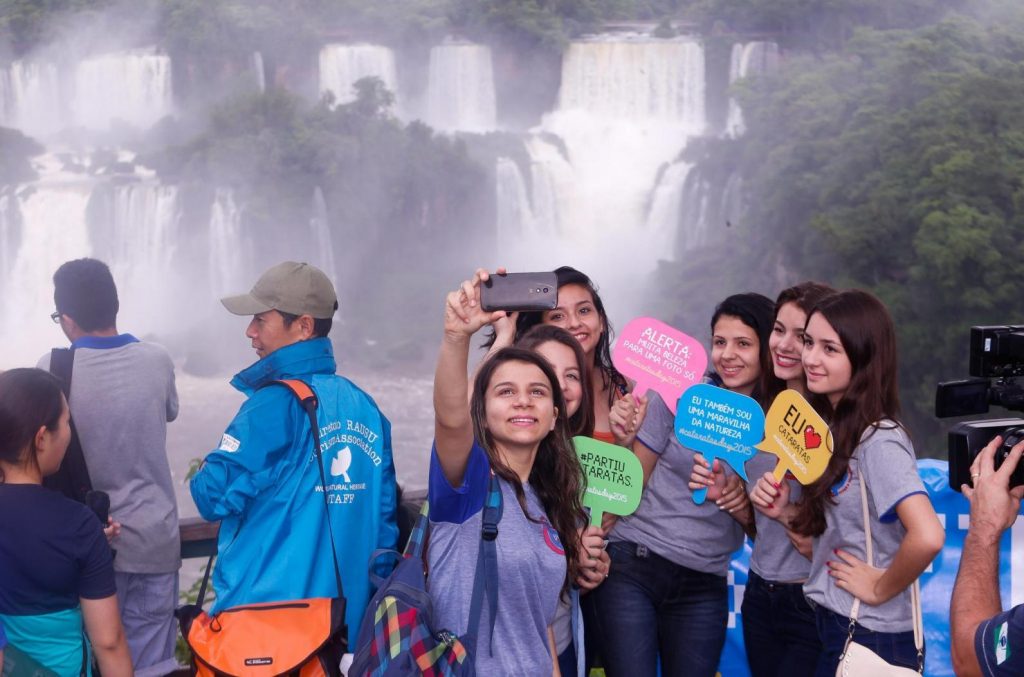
[835,464,923,676]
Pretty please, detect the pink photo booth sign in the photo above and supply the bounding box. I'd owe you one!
[612,317,707,414]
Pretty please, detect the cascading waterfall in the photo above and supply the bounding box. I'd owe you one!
[495,158,536,251]
[2,155,94,365]
[309,186,339,286]
[0,192,18,284]
[499,35,705,277]
[72,49,173,130]
[0,60,63,136]
[208,188,249,297]
[102,182,181,331]
[251,52,266,93]
[725,41,780,138]
[319,44,398,106]
[425,42,496,133]
[645,162,694,253]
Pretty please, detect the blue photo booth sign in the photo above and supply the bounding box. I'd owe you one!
[716,459,1009,676]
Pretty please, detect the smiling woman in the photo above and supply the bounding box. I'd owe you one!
[426,268,592,675]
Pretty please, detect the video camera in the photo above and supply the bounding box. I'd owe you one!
[936,325,1024,491]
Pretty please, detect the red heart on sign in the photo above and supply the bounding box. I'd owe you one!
[804,426,822,449]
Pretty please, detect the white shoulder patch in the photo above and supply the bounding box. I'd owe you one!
[218,433,241,453]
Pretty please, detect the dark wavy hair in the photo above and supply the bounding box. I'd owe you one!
[710,292,780,408]
[0,369,65,482]
[470,348,587,594]
[501,267,627,408]
[516,324,595,438]
[790,290,903,537]
[770,281,836,397]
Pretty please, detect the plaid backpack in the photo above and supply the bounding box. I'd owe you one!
[349,474,502,676]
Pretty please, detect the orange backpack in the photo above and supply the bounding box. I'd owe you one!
[178,380,347,676]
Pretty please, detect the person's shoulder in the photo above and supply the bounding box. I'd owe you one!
[126,340,174,365]
[326,375,386,415]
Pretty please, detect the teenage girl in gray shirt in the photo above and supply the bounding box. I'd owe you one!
[591,293,774,677]
[751,289,945,675]
[715,281,834,677]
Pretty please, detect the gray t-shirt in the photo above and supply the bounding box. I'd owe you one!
[746,452,810,582]
[803,423,926,632]
[40,337,180,573]
[611,392,744,575]
[428,442,565,675]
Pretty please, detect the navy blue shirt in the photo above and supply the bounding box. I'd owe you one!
[976,604,1024,676]
[0,484,115,614]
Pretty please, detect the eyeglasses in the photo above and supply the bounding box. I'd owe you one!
[51,311,61,324]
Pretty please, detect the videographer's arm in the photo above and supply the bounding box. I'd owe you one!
[951,436,1024,677]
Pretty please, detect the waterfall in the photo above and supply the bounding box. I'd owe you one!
[208,188,249,297]
[725,41,779,138]
[495,158,535,251]
[251,52,266,93]
[101,182,181,330]
[517,37,705,262]
[1,60,63,136]
[318,44,398,106]
[71,49,173,130]
[309,186,338,286]
[2,167,93,365]
[425,43,496,133]
[645,162,694,254]
[0,192,19,284]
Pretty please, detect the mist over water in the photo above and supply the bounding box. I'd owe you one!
[0,8,784,531]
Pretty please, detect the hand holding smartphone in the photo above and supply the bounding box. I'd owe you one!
[480,272,558,312]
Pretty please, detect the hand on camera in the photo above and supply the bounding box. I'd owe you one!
[103,517,122,544]
[444,268,508,339]
[963,435,1024,541]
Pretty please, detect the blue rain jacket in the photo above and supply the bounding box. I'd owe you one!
[190,337,398,646]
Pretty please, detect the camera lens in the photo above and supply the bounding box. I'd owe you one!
[543,287,549,293]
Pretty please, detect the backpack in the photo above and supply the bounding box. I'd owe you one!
[177,379,347,677]
[348,472,503,676]
[42,348,93,503]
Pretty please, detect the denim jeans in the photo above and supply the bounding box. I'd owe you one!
[741,571,820,677]
[813,605,922,677]
[590,541,728,677]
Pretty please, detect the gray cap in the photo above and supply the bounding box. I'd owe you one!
[221,261,337,319]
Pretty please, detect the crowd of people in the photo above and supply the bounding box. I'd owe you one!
[0,258,1022,677]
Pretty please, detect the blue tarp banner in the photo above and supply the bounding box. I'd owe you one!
[717,459,1011,676]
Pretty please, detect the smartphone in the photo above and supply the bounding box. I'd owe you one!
[85,490,110,525]
[480,272,558,312]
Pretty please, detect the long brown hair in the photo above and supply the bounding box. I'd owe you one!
[790,290,903,537]
[470,348,587,594]
[516,324,596,438]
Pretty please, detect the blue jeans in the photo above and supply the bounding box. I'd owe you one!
[813,605,922,677]
[591,541,728,677]
[741,571,820,677]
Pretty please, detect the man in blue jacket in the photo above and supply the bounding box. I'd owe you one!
[190,261,398,648]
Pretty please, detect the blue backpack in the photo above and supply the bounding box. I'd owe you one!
[349,474,502,676]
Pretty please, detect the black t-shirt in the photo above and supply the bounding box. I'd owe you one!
[0,484,115,615]
[976,604,1024,676]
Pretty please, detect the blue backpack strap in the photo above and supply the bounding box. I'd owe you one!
[465,471,502,656]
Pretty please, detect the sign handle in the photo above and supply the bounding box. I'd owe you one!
[773,462,788,483]
[692,486,708,505]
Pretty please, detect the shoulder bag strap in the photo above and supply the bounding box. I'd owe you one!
[850,458,924,671]
[267,379,345,601]
[465,471,502,656]
[43,348,93,502]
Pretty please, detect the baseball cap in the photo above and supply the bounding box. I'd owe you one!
[221,261,338,319]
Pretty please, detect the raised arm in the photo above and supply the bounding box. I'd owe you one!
[434,269,505,487]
